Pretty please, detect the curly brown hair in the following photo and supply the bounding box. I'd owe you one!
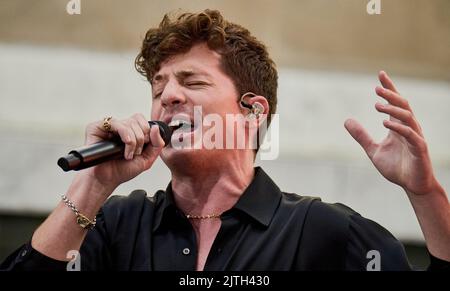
[135,9,278,124]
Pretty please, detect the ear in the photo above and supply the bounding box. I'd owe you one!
[240,93,270,116]
[243,95,270,127]
[248,95,269,115]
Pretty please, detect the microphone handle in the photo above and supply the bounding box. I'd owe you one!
[58,121,171,172]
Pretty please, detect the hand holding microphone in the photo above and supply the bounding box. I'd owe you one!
[58,119,173,171]
[58,114,173,188]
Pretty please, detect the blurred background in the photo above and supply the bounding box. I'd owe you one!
[0,0,449,269]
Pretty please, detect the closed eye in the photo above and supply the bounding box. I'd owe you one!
[185,81,208,87]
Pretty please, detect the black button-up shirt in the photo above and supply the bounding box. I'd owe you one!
[1,167,448,270]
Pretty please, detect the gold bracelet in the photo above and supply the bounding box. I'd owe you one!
[61,194,96,230]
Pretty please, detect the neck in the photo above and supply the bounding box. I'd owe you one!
[170,152,255,217]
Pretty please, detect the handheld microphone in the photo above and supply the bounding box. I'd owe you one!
[57,121,174,172]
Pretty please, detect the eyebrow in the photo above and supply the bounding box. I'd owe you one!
[151,69,211,86]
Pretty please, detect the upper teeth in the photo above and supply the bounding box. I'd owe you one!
[168,120,191,127]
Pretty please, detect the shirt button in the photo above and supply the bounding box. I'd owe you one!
[182,248,191,255]
[20,249,28,257]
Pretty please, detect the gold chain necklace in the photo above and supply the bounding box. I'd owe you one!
[186,213,222,219]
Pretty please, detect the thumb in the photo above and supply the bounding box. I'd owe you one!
[344,118,377,159]
[138,126,165,169]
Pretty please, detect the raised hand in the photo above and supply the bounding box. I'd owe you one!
[344,71,437,196]
[344,71,450,261]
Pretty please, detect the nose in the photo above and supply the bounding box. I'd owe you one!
[160,80,186,109]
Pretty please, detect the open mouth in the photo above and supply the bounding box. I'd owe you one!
[168,119,195,133]
[168,119,199,146]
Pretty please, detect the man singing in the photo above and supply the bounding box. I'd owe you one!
[2,9,449,271]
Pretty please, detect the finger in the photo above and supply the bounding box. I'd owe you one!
[85,121,112,145]
[141,126,165,160]
[344,118,378,159]
[133,113,151,144]
[149,125,165,148]
[382,120,425,153]
[375,102,421,134]
[375,86,412,111]
[111,121,136,160]
[130,120,145,156]
[379,71,399,93]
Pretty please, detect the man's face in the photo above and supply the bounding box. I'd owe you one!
[150,43,242,167]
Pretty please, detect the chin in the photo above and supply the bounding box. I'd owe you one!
[161,147,202,171]
[161,147,222,175]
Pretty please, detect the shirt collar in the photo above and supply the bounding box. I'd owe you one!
[231,167,281,227]
[152,167,281,231]
[152,183,177,232]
